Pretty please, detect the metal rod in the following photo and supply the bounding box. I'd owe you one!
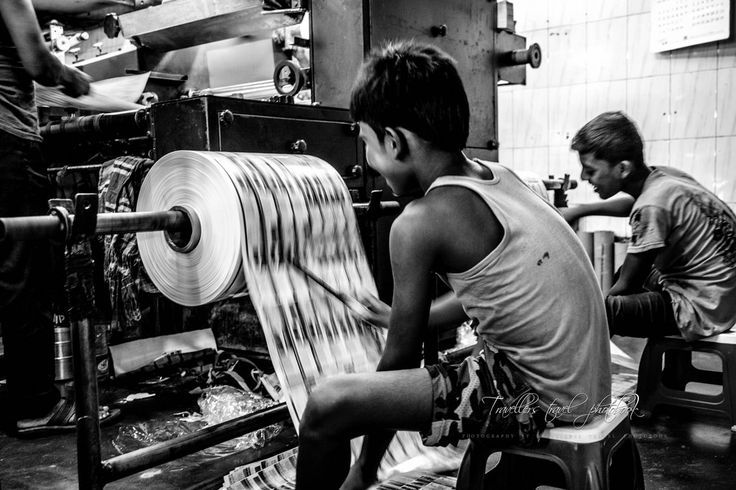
[72,318,103,490]
[40,109,148,141]
[100,403,290,483]
[0,210,187,242]
[0,201,401,242]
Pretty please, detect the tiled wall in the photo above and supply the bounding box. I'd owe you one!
[498,0,736,234]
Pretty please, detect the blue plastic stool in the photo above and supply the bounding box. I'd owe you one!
[456,398,644,490]
[635,329,736,430]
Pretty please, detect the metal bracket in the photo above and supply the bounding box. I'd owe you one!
[72,193,99,238]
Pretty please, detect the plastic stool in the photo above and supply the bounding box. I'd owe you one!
[456,398,644,490]
[635,329,736,429]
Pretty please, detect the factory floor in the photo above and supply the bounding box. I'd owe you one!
[0,337,735,490]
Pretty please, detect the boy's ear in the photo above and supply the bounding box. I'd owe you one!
[384,127,409,160]
[618,160,634,179]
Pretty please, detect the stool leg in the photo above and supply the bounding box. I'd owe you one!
[456,442,494,490]
[724,349,736,430]
[662,349,691,390]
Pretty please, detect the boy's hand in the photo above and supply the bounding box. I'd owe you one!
[354,291,391,329]
[60,65,92,97]
[559,206,582,225]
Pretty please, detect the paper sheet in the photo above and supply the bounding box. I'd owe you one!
[137,151,465,484]
[35,71,150,112]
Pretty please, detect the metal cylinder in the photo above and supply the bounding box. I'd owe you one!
[0,209,188,242]
[54,325,74,381]
[40,109,149,141]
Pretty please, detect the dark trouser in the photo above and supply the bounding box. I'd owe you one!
[605,269,680,338]
[0,131,60,420]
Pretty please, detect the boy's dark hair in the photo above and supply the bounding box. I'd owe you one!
[571,111,645,167]
[350,41,469,152]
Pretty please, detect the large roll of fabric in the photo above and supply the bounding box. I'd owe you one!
[137,151,461,481]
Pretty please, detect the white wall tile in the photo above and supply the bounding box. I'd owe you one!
[669,138,717,191]
[587,0,627,21]
[498,88,514,149]
[549,145,582,180]
[670,71,717,139]
[627,76,670,141]
[512,87,549,148]
[627,0,652,15]
[586,80,627,120]
[512,147,549,175]
[548,85,587,146]
[646,140,669,166]
[498,147,515,167]
[715,136,736,201]
[716,67,736,136]
[513,0,549,32]
[717,38,736,69]
[547,25,588,86]
[671,44,719,74]
[627,14,670,78]
[587,18,628,82]
[547,0,587,27]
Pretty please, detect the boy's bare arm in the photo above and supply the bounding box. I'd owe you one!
[0,0,91,94]
[349,204,438,485]
[561,194,634,224]
[608,249,659,296]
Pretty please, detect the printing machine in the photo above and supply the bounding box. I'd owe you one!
[24,1,544,487]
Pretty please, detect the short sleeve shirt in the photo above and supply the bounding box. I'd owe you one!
[629,167,736,339]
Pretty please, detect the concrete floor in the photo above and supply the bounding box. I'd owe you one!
[1,337,735,489]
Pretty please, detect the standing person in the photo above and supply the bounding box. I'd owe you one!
[295,41,611,490]
[567,111,736,341]
[0,0,92,435]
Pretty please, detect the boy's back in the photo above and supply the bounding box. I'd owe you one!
[427,161,611,421]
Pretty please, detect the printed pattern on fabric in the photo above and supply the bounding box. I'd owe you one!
[686,192,736,267]
[98,156,156,339]
[423,346,545,448]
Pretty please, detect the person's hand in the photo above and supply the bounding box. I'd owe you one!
[559,206,582,225]
[340,462,377,490]
[354,291,391,329]
[60,65,92,97]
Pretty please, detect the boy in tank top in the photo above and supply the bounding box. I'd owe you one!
[295,41,611,490]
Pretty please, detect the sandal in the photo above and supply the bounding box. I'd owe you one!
[15,398,122,438]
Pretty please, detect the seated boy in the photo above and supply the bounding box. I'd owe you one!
[295,41,611,490]
[566,111,736,341]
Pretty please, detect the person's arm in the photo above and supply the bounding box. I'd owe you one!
[357,290,466,333]
[560,194,635,224]
[608,249,659,296]
[344,205,437,488]
[0,0,90,95]
[428,291,467,333]
[32,0,139,14]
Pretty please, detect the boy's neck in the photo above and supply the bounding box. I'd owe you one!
[412,149,472,191]
[621,164,652,199]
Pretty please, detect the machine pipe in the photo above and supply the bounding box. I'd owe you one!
[99,403,290,483]
[0,202,400,242]
[0,210,188,242]
[40,109,149,141]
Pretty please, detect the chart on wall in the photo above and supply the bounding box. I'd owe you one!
[651,0,730,52]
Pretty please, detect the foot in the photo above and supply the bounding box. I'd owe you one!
[15,398,121,437]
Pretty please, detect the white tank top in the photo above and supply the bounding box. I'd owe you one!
[428,161,611,420]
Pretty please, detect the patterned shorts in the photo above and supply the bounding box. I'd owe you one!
[422,346,546,448]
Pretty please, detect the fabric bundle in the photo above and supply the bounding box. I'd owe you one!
[98,155,157,339]
[136,151,463,484]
